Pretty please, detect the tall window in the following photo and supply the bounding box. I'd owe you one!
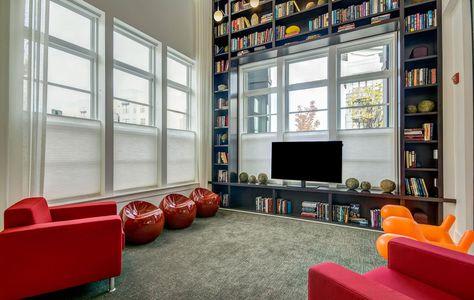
[43,0,102,199]
[239,34,397,187]
[166,50,196,184]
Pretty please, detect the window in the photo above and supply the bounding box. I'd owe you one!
[43,0,102,199]
[113,26,155,126]
[167,53,192,130]
[239,34,397,187]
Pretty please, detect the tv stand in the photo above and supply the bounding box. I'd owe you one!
[301,180,319,189]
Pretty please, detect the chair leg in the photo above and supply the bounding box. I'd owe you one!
[108,277,116,293]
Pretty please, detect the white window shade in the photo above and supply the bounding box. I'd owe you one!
[44,116,101,199]
[114,123,158,191]
[167,129,196,184]
[240,133,278,177]
[339,130,395,185]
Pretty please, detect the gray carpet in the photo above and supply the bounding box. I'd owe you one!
[36,209,385,300]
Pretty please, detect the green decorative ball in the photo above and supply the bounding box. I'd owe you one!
[239,172,249,183]
[406,105,418,114]
[249,175,257,184]
[345,178,360,190]
[360,181,372,191]
[417,100,436,113]
[380,179,396,193]
[258,173,268,185]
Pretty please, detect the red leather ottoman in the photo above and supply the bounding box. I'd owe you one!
[189,188,220,218]
[160,194,196,229]
[120,201,164,244]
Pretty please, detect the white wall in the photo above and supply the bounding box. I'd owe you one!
[83,0,196,58]
[442,0,474,241]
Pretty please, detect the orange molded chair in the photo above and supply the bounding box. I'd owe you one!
[376,216,474,259]
[381,205,455,243]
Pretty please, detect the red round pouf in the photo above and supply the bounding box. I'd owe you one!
[160,194,196,229]
[120,201,164,244]
[189,188,221,218]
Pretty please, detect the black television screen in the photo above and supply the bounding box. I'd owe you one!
[271,141,343,183]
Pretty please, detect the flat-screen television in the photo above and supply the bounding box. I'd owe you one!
[271,141,343,183]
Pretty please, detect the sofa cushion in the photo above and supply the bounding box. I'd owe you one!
[364,267,458,300]
[4,197,52,229]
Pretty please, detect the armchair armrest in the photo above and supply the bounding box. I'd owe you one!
[50,201,117,221]
[308,262,411,300]
[0,215,122,299]
[388,237,474,299]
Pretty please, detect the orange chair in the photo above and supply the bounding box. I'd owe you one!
[381,205,455,243]
[376,216,474,259]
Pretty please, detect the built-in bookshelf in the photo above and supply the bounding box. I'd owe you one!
[212,0,450,227]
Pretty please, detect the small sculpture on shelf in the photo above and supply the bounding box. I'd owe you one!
[306,2,316,9]
[217,84,227,91]
[360,181,372,192]
[406,105,418,114]
[345,178,359,190]
[239,172,249,183]
[250,13,259,26]
[380,179,396,193]
[417,100,436,113]
[258,173,268,185]
[249,175,257,184]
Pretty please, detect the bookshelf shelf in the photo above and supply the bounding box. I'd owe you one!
[212,0,447,227]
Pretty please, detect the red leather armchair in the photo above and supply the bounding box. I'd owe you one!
[308,238,474,300]
[0,197,123,299]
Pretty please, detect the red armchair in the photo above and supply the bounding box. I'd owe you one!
[308,237,474,300]
[0,197,123,299]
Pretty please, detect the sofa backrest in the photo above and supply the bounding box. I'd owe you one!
[4,197,52,229]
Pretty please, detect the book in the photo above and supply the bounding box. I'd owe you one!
[217,170,228,182]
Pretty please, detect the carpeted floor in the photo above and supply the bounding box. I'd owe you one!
[36,209,385,300]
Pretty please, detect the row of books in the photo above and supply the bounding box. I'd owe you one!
[309,13,329,31]
[216,98,228,109]
[217,151,229,165]
[216,115,229,127]
[215,60,229,73]
[405,68,437,87]
[276,198,292,214]
[301,201,330,221]
[337,23,355,32]
[221,194,230,208]
[405,150,417,168]
[231,16,251,32]
[333,205,350,223]
[405,9,437,33]
[216,2,230,17]
[230,28,273,51]
[332,0,399,25]
[275,1,300,19]
[404,123,434,141]
[370,209,382,228]
[256,197,273,213]
[232,0,252,14]
[215,22,228,37]
[214,45,229,56]
[405,177,429,197]
[217,170,228,182]
[216,133,228,146]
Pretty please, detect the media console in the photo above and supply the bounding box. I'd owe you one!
[211,181,455,230]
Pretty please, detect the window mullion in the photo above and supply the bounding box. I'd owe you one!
[328,45,338,137]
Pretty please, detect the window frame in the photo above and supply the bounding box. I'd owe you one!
[166,50,193,131]
[46,0,99,120]
[113,23,157,127]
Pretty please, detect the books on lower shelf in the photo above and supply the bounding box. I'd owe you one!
[221,194,230,207]
[405,178,430,197]
[370,209,382,228]
[216,98,228,109]
[405,150,417,168]
[276,198,292,214]
[216,115,229,127]
[405,9,437,33]
[309,13,329,31]
[337,23,355,32]
[405,68,437,87]
[404,123,434,141]
[230,28,273,51]
[332,205,350,223]
[301,201,329,221]
[256,196,273,213]
[217,170,228,182]
[215,45,229,56]
[216,133,228,145]
[215,60,229,73]
[217,151,228,164]
[331,0,399,25]
[275,1,300,19]
[215,22,228,37]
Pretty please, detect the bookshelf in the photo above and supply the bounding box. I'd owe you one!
[212,0,451,227]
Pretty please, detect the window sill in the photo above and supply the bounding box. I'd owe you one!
[48,182,201,206]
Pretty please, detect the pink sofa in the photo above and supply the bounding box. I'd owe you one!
[308,237,474,299]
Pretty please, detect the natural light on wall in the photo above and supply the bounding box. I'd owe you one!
[239,34,397,187]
